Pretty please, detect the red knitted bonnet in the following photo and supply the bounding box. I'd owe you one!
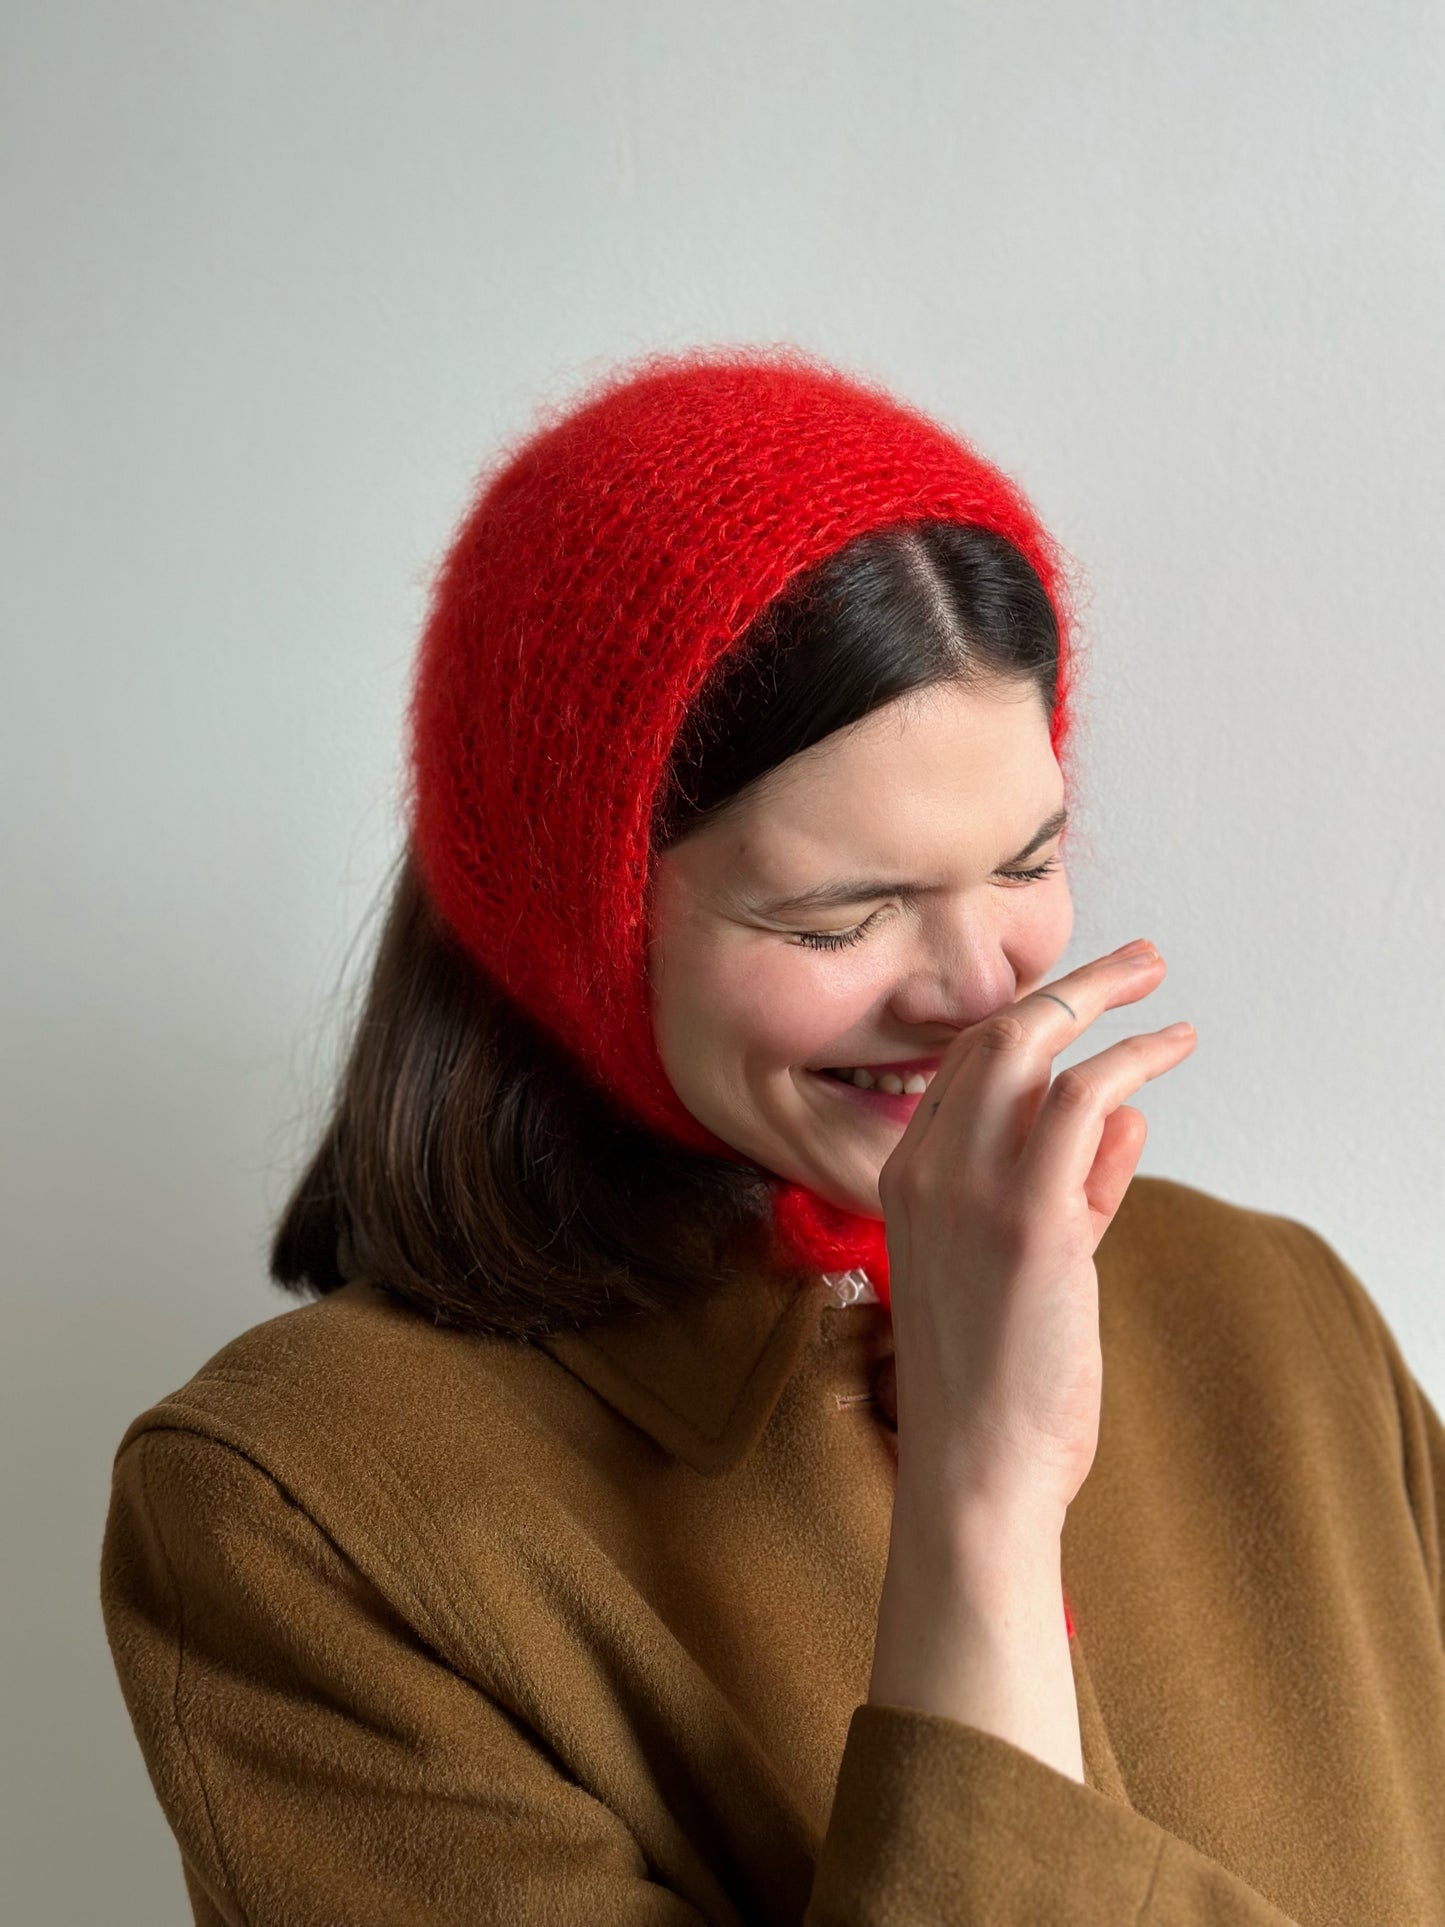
[406,345,1078,1309]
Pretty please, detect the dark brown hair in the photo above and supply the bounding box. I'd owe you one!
[269,521,1065,1339]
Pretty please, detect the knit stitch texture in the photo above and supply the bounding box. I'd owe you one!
[406,344,1081,1305]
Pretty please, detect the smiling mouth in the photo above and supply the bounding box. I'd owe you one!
[807,1067,934,1109]
[814,1064,939,1094]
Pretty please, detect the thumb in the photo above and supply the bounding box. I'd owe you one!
[1086,1103,1149,1241]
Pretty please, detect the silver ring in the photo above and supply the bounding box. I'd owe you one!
[928,992,1077,1114]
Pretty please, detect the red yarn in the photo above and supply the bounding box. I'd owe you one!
[407,345,1079,1308]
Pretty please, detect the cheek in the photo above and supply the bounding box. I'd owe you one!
[708,945,878,1066]
[671,940,871,1065]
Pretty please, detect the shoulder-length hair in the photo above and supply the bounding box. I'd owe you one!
[269,520,1065,1339]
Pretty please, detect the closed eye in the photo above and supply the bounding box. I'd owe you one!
[791,855,1063,952]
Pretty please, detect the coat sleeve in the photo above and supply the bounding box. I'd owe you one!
[102,1425,1303,1927]
[100,1426,707,1927]
[99,1418,1325,1927]
[1267,1214,1445,1648]
[1396,1361,1445,1646]
[809,1704,1303,1924]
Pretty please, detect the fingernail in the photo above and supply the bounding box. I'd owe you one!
[1112,938,1155,959]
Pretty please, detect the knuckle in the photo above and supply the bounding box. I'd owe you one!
[907,1163,946,1212]
[977,1011,1028,1053]
[881,1155,934,1210]
[1050,1064,1100,1113]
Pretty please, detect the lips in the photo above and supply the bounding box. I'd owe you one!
[816,1056,942,1079]
[807,1068,930,1114]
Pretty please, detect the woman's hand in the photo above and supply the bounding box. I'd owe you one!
[871,941,1195,1526]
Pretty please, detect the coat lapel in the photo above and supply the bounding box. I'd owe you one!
[537,1264,1133,1806]
[538,1266,828,1476]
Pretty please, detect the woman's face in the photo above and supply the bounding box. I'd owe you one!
[647,677,1073,1219]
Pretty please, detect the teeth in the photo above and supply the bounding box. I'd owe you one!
[825,1067,935,1094]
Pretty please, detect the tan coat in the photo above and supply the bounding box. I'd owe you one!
[100,1175,1445,1924]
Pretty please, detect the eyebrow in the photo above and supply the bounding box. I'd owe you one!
[747,806,1069,918]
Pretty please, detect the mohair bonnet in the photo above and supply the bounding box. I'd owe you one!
[406,344,1079,1310]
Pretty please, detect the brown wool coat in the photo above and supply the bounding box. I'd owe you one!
[99,1175,1445,1925]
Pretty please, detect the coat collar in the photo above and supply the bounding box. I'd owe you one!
[537,1265,836,1476]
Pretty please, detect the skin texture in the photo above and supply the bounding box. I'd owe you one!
[647,676,1074,1222]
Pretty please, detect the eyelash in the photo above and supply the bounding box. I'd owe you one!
[792,856,1064,952]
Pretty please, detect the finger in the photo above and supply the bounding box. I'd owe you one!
[1084,1103,1148,1240]
[1018,1026,1195,1205]
[899,948,1166,1180]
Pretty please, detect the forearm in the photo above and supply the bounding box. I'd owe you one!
[866,1480,1084,1785]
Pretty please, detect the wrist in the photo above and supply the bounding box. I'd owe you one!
[868,1487,1081,1778]
[893,1463,1069,1566]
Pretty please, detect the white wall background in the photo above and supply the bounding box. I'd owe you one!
[3,1,1442,1918]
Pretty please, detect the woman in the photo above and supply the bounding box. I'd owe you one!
[100,347,1445,1925]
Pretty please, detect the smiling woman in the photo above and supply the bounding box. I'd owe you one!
[100,346,1445,1927]
[263,352,1087,1318]
[264,511,1071,1337]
